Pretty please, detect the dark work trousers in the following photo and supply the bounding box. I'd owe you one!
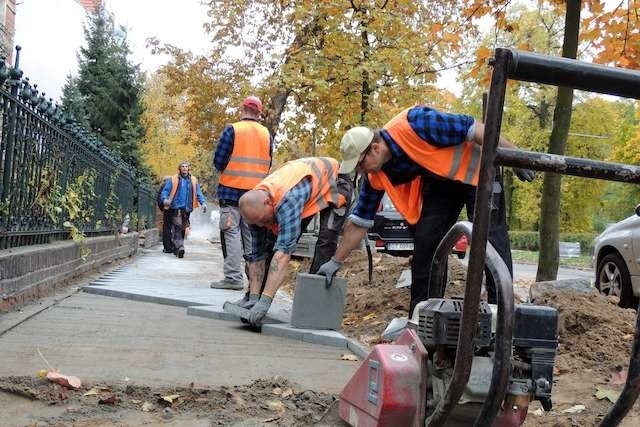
[309,174,354,273]
[409,174,512,317]
[166,209,191,251]
[162,210,174,252]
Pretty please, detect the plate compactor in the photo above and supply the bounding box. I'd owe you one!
[339,298,558,426]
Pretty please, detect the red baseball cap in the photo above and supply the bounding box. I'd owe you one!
[242,96,263,113]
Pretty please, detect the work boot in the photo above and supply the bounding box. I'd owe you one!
[177,247,185,258]
[210,278,243,290]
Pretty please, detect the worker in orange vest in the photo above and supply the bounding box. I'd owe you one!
[224,157,352,326]
[317,105,535,316]
[160,161,207,258]
[211,96,274,290]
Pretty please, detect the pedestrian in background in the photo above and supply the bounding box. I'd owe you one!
[157,176,175,253]
[210,96,274,290]
[160,161,208,258]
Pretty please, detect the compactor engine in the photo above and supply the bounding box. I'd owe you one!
[339,297,558,426]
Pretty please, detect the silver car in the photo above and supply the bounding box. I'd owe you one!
[593,206,640,308]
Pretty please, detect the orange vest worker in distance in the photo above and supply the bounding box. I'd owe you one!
[218,120,271,190]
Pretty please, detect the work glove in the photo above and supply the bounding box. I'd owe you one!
[202,204,208,213]
[163,199,171,208]
[246,294,273,326]
[513,167,535,182]
[317,257,343,288]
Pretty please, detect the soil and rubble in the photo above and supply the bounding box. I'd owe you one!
[2,249,640,426]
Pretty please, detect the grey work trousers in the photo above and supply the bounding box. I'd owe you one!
[219,202,253,285]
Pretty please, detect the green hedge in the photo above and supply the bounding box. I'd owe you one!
[508,231,597,255]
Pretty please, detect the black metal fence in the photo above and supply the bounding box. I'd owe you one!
[0,47,156,250]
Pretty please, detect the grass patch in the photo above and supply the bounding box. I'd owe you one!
[511,250,592,270]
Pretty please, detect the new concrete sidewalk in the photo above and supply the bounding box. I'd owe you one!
[81,219,368,358]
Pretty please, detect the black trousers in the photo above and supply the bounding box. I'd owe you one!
[162,210,174,251]
[309,174,354,273]
[409,174,512,316]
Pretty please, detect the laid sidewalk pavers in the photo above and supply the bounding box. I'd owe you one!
[82,236,368,358]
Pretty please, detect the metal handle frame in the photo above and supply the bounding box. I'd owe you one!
[427,48,640,427]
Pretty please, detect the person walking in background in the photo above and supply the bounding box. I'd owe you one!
[160,161,207,258]
[210,96,273,290]
[318,106,535,316]
[157,176,175,254]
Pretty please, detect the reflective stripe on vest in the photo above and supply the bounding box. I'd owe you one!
[219,120,271,190]
[168,175,200,209]
[367,107,480,225]
[255,157,346,235]
[384,107,481,186]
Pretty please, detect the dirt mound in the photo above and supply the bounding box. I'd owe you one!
[284,251,468,345]
[534,290,636,373]
[0,375,335,426]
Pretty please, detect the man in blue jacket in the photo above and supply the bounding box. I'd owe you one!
[160,161,207,258]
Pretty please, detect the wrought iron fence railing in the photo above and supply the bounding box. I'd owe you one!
[0,46,156,250]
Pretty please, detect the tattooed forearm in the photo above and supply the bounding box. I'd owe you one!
[262,251,291,298]
[268,257,279,274]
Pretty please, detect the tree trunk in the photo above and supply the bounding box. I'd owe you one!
[536,0,580,282]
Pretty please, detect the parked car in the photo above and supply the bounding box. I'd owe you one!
[368,195,468,257]
[593,206,640,308]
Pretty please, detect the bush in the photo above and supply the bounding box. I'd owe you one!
[508,231,597,255]
[509,231,539,251]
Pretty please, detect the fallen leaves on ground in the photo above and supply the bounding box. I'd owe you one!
[46,370,82,390]
[98,394,118,405]
[340,354,359,361]
[594,386,621,403]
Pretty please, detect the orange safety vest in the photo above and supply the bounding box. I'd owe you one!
[255,157,347,235]
[168,175,200,209]
[368,107,481,224]
[218,120,271,190]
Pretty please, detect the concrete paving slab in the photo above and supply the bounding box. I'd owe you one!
[0,292,359,393]
[79,236,363,356]
[291,273,346,330]
[263,323,347,348]
[187,305,288,324]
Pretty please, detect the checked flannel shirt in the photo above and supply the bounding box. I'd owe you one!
[350,105,475,228]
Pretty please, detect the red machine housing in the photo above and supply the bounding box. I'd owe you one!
[339,329,428,427]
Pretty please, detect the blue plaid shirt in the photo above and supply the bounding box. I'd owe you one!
[247,178,312,261]
[350,106,475,227]
[214,118,274,205]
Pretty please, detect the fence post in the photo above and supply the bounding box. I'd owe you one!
[1,46,21,207]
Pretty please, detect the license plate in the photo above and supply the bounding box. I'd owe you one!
[387,243,413,251]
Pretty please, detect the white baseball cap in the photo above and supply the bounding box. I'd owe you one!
[339,127,374,174]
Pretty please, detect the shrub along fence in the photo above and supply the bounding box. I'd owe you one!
[509,230,597,255]
[0,47,155,250]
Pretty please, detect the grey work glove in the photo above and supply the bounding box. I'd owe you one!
[513,167,535,182]
[163,199,171,208]
[317,257,343,288]
[246,294,273,326]
[202,204,208,213]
